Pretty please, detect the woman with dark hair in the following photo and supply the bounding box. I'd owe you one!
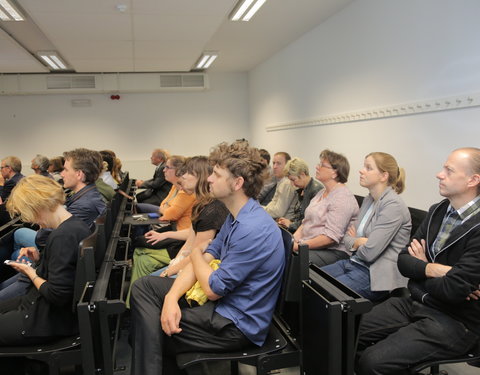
[48,156,64,184]
[322,152,411,301]
[0,175,90,346]
[293,149,359,267]
[127,156,228,304]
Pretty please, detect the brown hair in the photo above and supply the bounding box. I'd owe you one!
[63,148,102,185]
[49,156,64,173]
[180,156,213,222]
[167,155,186,177]
[319,149,350,183]
[209,141,267,199]
[6,175,65,223]
[366,152,405,194]
[274,151,291,163]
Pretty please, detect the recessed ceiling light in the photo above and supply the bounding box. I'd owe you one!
[37,51,69,71]
[195,52,218,70]
[229,0,267,22]
[0,0,24,21]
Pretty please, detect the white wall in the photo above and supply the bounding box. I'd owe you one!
[248,0,480,210]
[0,72,249,179]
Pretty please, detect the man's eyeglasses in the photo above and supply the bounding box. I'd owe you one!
[318,163,334,170]
[0,166,9,169]
[163,165,175,170]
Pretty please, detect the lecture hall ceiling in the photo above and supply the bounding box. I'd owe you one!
[0,0,352,74]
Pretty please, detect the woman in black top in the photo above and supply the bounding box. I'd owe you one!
[0,175,90,345]
[132,156,228,281]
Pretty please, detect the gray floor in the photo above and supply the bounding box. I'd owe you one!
[114,326,480,375]
[237,363,480,375]
[240,363,480,375]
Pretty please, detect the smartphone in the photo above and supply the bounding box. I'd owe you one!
[4,259,32,267]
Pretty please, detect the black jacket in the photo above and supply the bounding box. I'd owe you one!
[398,199,480,335]
[137,162,172,205]
[1,172,24,201]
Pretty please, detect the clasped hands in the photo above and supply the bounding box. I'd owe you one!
[347,226,368,250]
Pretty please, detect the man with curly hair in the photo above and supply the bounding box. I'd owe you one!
[130,141,286,375]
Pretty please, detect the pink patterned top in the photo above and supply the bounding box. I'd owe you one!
[301,185,359,254]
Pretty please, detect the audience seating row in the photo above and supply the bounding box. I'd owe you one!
[1,183,479,375]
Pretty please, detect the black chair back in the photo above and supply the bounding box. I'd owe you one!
[72,225,98,310]
[408,206,427,239]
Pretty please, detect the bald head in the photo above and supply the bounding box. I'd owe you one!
[437,148,480,207]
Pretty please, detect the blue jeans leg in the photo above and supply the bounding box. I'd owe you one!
[322,259,387,301]
[12,228,37,260]
[0,274,30,301]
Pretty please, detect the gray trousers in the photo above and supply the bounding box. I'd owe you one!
[130,276,250,375]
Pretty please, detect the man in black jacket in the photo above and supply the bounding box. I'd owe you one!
[0,156,24,204]
[356,147,480,375]
[135,149,172,205]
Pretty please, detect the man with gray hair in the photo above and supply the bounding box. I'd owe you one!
[0,156,24,204]
[31,154,53,179]
[135,149,172,205]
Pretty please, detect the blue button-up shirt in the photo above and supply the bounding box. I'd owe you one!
[207,198,285,346]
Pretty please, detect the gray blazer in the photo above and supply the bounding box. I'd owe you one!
[344,187,411,291]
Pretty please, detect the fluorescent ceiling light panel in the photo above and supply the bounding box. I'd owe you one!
[38,51,68,70]
[40,55,59,70]
[0,0,24,21]
[196,55,210,70]
[242,0,267,21]
[195,52,218,70]
[230,0,255,21]
[0,8,9,20]
[229,0,266,21]
[203,55,217,69]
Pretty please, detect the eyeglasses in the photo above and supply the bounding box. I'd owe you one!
[0,165,9,169]
[164,165,175,170]
[318,163,334,170]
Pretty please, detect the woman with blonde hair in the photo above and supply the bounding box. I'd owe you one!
[322,152,411,301]
[0,175,90,345]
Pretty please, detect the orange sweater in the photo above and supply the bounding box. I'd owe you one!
[159,186,196,230]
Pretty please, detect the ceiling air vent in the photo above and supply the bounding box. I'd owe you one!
[159,74,205,88]
[47,75,96,90]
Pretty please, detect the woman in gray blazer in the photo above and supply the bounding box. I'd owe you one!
[322,152,411,301]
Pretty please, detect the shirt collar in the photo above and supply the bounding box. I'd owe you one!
[449,195,480,221]
[232,198,257,224]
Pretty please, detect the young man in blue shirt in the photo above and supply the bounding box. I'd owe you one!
[130,141,285,375]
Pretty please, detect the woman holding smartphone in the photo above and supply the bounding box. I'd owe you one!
[0,175,90,345]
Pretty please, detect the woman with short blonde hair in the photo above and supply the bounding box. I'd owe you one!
[0,175,91,346]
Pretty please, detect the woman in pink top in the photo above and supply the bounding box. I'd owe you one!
[293,149,359,266]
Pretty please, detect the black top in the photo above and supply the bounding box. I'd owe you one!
[193,199,229,233]
[13,216,90,338]
[1,172,24,201]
